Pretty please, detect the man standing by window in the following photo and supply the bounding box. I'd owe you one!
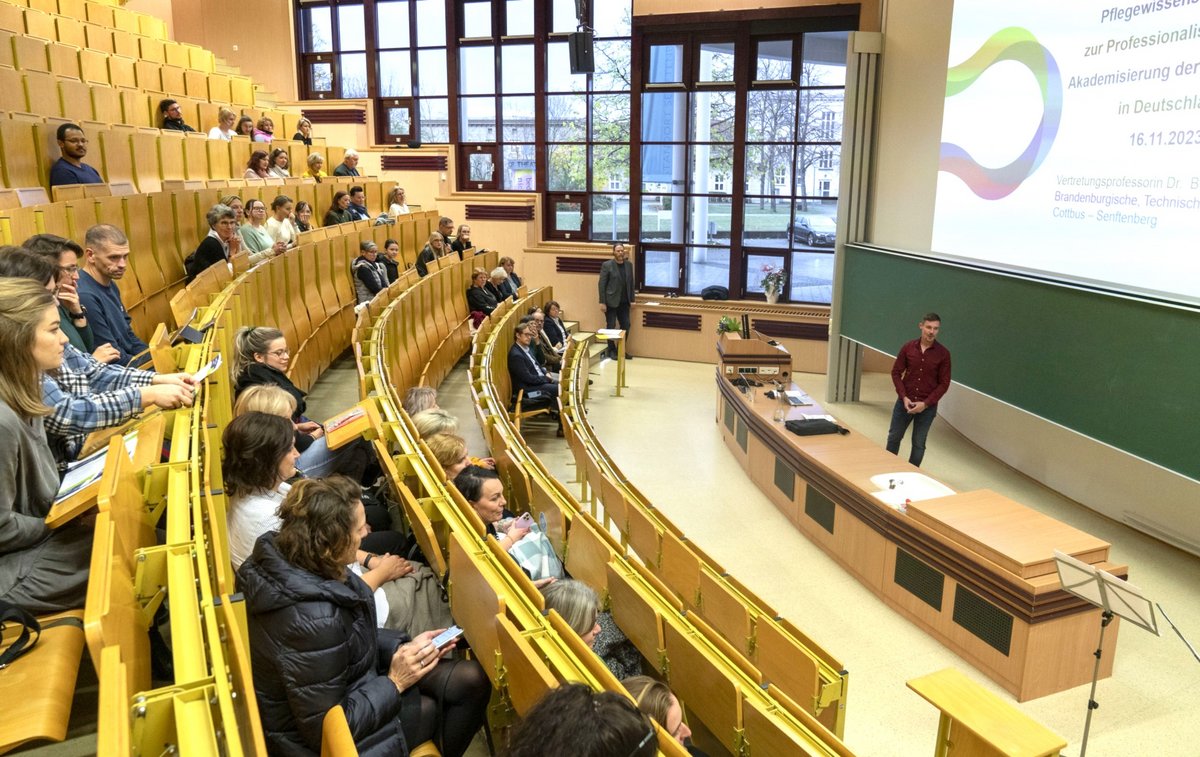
[598,242,635,361]
[885,313,951,467]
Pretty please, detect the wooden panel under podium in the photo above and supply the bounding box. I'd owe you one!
[715,337,1125,701]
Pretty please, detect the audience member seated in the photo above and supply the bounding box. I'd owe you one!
[526,309,562,371]
[268,148,291,178]
[232,327,373,482]
[324,191,353,227]
[543,579,641,680]
[292,117,313,146]
[239,476,490,757]
[267,195,299,250]
[208,107,238,140]
[294,201,315,232]
[485,268,508,303]
[252,117,275,143]
[185,203,240,283]
[380,239,401,283]
[353,241,389,305]
[159,98,195,131]
[436,217,456,248]
[386,186,410,216]
[403,387,439,416]
[499,256,522,299]
[453,465,555,586]
[543,300,569,352]
[77,225,148,366]
[220,194,246,232]
[467,267,497,326]
[49,123,103,188]
[304,153,327,182]
[0,248,193,468]
[450,225,474,259]
[504,684,657,757]
[221,412,301,570]
[23,234,99,357]
[411,408,457,439]
[426,433,471,479]
[508,320,559,400]
[241,198,286,264]
[333,149,361,177]
[415,233,445,277]
[622,676,706,756]
[245,150,271,180]
[235,115,255,138]
[411,408,495,468]
[346,186,372,221]
[0,278,95,614]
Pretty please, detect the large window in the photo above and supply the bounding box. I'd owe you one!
[636,30,847,303]
[293,2,848,302]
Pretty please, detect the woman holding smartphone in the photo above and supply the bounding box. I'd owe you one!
[239,476,489,757]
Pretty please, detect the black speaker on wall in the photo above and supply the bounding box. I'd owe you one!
[568,30,594,74]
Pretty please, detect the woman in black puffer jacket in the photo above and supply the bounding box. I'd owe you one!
[238,476,490,756]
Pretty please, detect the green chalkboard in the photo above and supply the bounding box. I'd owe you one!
[840,244,1200,481]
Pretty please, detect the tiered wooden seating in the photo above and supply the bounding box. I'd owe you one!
[558,331,854,735]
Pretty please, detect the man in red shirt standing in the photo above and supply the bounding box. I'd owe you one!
[886,312,951,467]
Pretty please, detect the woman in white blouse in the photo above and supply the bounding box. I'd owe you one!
[267,195,299,250]
[208,107,237,140]
[244,150,270,180]
[387,185,410,216]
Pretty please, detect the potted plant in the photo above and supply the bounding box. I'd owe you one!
[717,316,741,335]
[760,265,786,304]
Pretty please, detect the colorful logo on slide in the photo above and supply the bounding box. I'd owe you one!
[939,27,1062,200]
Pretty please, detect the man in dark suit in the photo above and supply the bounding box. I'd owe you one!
[507,321,563,436]
[597,242,635,360]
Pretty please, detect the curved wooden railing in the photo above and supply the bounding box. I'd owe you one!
[468,291,855,756]
[557,336,851,736]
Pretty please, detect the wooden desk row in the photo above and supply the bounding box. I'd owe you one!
[715,374,1124,702]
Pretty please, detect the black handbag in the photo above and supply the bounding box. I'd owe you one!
[0,600,41,669]
[785,418,848,437]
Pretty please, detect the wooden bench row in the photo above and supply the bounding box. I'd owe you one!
[558,336,851,736]
[0,112,338,197]
[466,292,854,756]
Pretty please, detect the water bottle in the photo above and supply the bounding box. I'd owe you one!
[900,498,911,515]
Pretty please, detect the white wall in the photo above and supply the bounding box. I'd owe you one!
[867,0,1200,555]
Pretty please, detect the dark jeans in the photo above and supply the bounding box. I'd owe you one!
[885,397,937,467]
[604,301,631,355]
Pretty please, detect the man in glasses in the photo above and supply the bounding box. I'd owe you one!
[49,123,104,188]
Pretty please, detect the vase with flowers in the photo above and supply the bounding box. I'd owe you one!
[760,265,786,304]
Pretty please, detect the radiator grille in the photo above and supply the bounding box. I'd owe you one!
[893,549,944,611]
[804,487,836,534]
[953,585,1013,656]
[773,458,795,500]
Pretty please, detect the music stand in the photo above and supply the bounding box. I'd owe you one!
[1054,550,1159,757]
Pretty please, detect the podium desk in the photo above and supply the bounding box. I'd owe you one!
[907,668,1066,756]
[717,373,1125,701]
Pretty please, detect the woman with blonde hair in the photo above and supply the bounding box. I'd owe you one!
[622,676,701,753]
[411,408,457,438]
[0,279,92,613]
[426,433,470,479]
[304,153,327,182]
[292,117,313,146]
[208,107,238,140]
[386,185,410,216]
